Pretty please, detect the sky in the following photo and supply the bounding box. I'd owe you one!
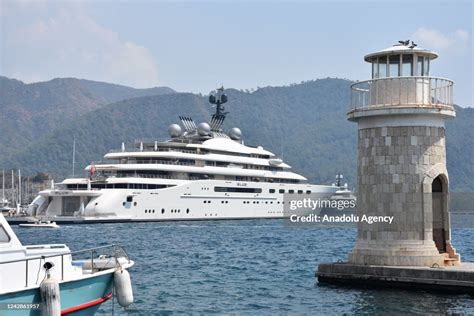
[0,0,472,106]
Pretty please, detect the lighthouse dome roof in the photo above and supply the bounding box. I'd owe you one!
[364,44,438,62]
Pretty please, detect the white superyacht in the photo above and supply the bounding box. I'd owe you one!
[27,87,339,223]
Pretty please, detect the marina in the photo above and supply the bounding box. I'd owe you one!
[2,40,473,314]
[1,0,472,314]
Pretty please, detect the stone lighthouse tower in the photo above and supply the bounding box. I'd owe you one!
[347,41,459,266]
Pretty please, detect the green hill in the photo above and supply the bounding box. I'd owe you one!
[0,76,174,156]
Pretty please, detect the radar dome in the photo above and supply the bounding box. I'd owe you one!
[197,122,211,136]
[168,124,182,137]
[229,127,242,140]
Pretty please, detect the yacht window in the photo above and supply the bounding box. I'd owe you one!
[0,225,10,243]
[214,187,262,193]
[297,190,303,194]
[289,190,294,194]
[269,189,275,193]
[126,196,133,202]
[306,190,311,194]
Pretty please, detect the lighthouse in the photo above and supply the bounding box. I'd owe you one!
[346,41,459,266]
[317,41,474,292]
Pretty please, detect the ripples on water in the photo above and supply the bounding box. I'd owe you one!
[12,219,474,315]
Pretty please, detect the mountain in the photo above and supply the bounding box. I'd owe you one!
[445,106,474,192]
[0,78,472,191]
[0,76,175,156]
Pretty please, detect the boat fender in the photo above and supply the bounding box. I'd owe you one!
[40,262,61,316]
[114,268,133,307]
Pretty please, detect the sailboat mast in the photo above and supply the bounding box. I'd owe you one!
[72,137,76,177]
[11,170,15,205]
[18,169,21,206]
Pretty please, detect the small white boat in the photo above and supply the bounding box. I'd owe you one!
[331,188,357,201]
[19,220,60,228]
[0,213,134,314]
[331,174,357,201]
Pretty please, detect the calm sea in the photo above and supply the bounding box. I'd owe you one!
[12,218,474,315]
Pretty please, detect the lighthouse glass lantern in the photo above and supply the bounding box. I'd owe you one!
[352,43,452,110]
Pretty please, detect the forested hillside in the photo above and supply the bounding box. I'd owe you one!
[1,77,472,191]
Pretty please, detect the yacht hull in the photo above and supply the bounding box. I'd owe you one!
[28,180,339,223]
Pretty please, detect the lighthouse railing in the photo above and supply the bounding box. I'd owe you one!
[350,76,453,111]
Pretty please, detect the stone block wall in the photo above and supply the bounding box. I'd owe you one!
[349,125,449,266]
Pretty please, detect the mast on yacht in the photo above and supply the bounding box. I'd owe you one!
[208,86,229,132]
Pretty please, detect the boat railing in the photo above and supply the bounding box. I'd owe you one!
[87,159,196,167]
[114,173,174,180]
[108,148,201,154]
[126,160,196,166]
[0,244,130,288]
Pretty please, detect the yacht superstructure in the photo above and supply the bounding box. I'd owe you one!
[27,87,339,223]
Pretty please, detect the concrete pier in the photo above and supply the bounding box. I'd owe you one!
[316,41,474,292]
[318,263,474,293]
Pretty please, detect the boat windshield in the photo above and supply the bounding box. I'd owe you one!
[0,225,11,242]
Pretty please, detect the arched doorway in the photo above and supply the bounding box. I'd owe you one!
[432,176,446,253]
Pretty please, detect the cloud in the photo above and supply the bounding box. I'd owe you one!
[412,27,470,53]
[0,2,159,88]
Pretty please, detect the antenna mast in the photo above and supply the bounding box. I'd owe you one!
[208,86,229,132]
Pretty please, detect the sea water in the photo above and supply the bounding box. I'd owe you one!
[12,218,474,315]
